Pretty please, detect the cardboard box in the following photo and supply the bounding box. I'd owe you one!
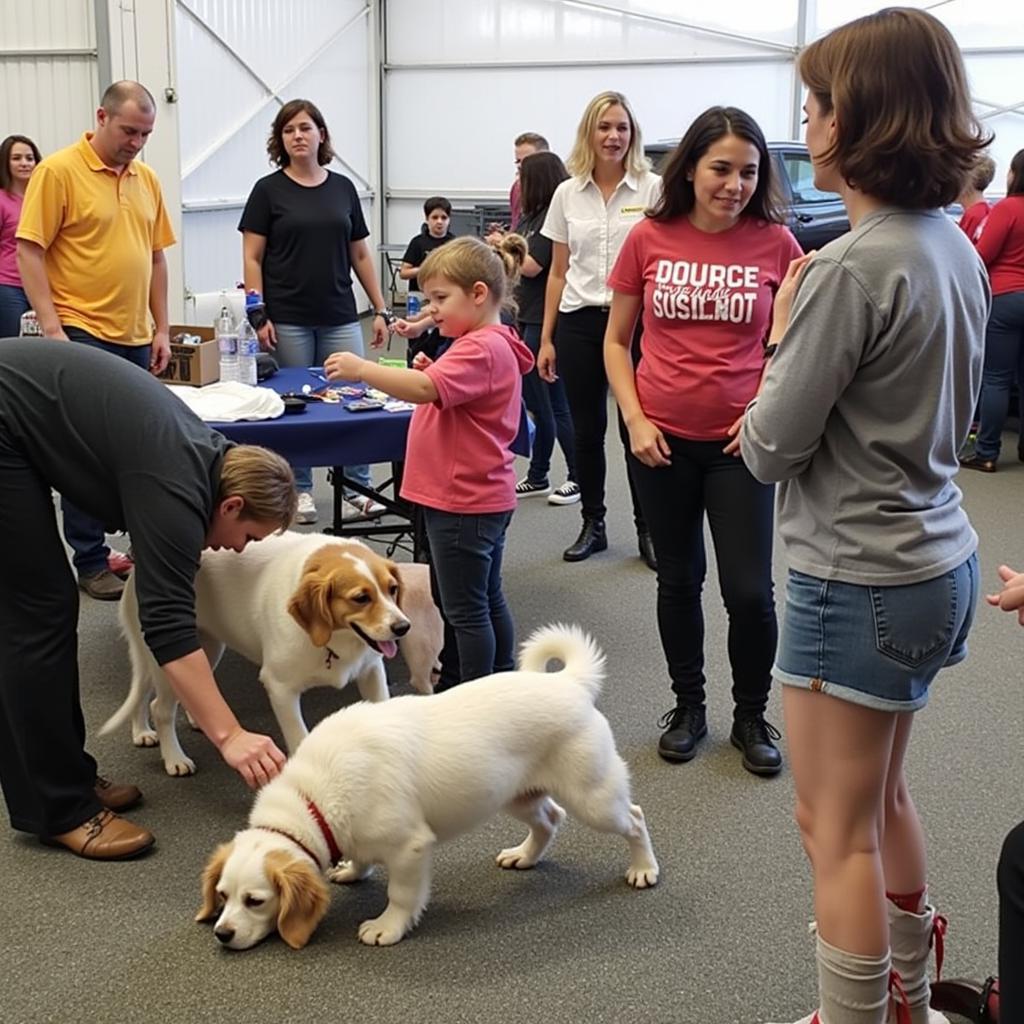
[160,324,219,386]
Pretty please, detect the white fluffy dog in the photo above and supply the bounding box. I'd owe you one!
[103,533,442,775]
[196,624,659,950]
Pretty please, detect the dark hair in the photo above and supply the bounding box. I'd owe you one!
[648,106,783,224]
[423,196,452,217]
[799,7,989,208]
[0,135,42,192]
[101,80,155,115]
[514,132,549,151]
[518,151,569,220]
[1008,150,1024,196]
[267,99,335,168]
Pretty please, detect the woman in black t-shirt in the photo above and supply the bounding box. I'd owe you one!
[514,152,578,505]
[240,99,391,525]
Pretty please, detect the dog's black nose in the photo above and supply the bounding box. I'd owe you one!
[214,927,235,945]
[391,620,411,637]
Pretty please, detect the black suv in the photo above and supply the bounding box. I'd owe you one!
[644,140,849,253]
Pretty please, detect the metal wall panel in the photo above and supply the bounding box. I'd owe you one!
[0,0,98,157]
[176,0,372,298]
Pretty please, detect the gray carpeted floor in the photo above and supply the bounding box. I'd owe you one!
[2,420,1019,1024]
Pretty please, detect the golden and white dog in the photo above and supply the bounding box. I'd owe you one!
[196,624,659,950]
[102,533,442,776]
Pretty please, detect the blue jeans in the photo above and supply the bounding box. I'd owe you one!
[62,328,151,576]
[0,284,30,338]
[518,322,576,484]
[975,290,1024,460]
[775,553,978,712]
[272,321,371,493]
[423,507,515,690]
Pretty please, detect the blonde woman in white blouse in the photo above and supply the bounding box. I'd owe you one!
[538,91,661,565]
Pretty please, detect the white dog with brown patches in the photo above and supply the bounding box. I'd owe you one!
[102,533,442,776]
[195,624,659,950]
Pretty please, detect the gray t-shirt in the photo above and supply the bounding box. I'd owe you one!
[741,207,990,586]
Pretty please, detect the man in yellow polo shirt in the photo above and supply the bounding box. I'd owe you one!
[17,80,176,601]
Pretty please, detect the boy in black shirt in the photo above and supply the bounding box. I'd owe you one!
[0,340,296,860]
[400,197,455,363]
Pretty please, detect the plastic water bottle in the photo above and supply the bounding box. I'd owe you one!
[18,309,42,337]
[406,294,421,318]
[237,317,259,386]
[216,305,239,384]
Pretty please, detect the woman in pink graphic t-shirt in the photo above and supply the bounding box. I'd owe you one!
[0,134,41,337]
[605,106,802,776]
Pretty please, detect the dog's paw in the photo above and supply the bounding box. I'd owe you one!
[163,757,196,777]
[626,863,659,889]
[496,843,539,870]
[327,861,372,885]
[132,729,159,748]
[357,912,409,947]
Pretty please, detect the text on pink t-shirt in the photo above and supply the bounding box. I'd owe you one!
[608,215,802,440]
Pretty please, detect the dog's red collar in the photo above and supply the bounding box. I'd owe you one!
[257,799,342,871]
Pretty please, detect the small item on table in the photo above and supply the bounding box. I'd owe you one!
[345,398,386,413]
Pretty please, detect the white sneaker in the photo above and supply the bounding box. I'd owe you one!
[296,491,317,524]
[548,480,580,505]
[343,495,386,520]
[765,1015,817,1024]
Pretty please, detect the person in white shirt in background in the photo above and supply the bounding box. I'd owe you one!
[538,91,661,567]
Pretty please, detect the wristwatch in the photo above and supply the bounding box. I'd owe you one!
[373,308,396,327]
[763,342,779,359]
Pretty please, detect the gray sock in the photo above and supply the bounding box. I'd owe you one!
[816,934,891,1024]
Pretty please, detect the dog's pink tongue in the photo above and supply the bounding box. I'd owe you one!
[379,639,398,659]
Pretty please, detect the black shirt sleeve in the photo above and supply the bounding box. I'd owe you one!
[238,177,272,236]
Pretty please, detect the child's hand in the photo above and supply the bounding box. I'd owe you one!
[394,318,427,339]
[324,351,365,382]
[411,352,433,371]
[987,564,1024,626]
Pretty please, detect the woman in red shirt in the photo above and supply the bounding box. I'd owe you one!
[605,106,801,774]
[960,147,1024,471]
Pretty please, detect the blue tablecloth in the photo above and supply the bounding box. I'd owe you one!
[210,367,411,467]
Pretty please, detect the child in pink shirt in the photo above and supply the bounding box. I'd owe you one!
[325,235,534,690]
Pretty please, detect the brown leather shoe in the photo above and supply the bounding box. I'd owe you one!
[78,568,125,601]
[94,775,143,812]
[43,810,155,860]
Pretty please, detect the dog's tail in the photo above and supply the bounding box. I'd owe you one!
[517,623,605,701]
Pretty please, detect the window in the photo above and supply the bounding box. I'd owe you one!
[782,153,838,203]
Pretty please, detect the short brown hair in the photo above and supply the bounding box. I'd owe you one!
[419,235,527,317]
[101,80,155,115]
[514,132,549,151]
[267,99,335,168]
[969,154,997,193]
[799,7,989,209]
[218,446,297,529]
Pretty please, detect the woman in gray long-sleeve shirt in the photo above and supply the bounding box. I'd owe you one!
[737,10,991,1024]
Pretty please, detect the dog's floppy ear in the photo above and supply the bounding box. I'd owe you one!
[195,842,233,922]
[386,559,404,610]
[265,849,330,950]
[287,571,335,648]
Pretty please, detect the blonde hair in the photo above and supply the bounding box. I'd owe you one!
[217,446,296,529]
[419,235,527,316]
[566,91,650,180]
[799,7,989,209]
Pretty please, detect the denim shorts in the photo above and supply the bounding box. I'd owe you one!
[774,553,978,712]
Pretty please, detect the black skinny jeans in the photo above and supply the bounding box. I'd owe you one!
[628,434,776,716]
[555,306,645,529]
[999,820,1024,1020]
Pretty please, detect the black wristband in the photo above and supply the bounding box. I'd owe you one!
[374,308,396,327]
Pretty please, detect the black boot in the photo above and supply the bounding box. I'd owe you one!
[563,517,608,562]
[730,714,783,776]
[657,705,707,762]
[637,530,657,572]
